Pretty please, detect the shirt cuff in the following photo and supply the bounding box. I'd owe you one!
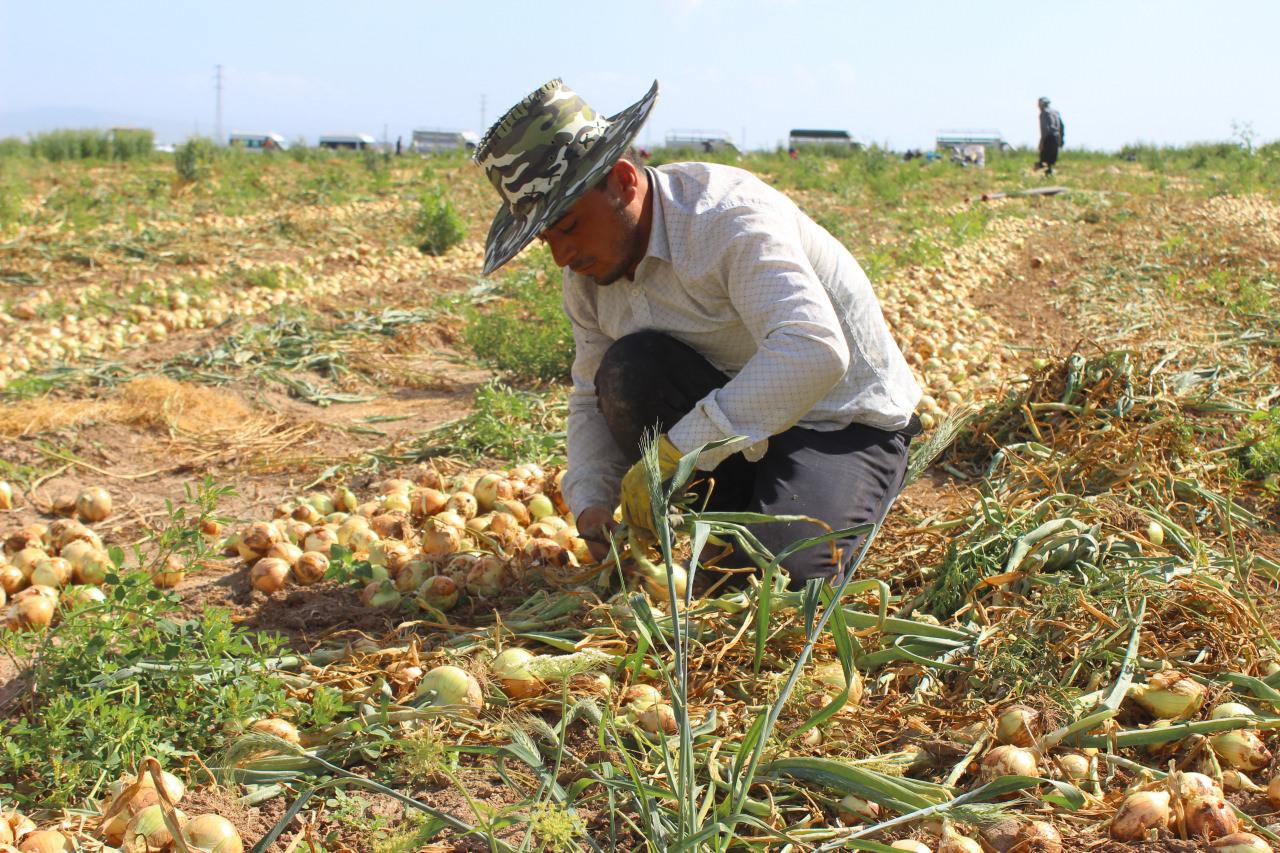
[668,392,769,470]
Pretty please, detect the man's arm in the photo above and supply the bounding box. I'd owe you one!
[666,204,851,468]
[560,282,629,518]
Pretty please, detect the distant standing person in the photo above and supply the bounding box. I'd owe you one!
[395,136,403,156]
[1036,97,1064,176]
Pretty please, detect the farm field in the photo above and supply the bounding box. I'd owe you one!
[0,139,1278,852]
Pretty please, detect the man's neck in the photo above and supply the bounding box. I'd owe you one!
[624,168,654,281]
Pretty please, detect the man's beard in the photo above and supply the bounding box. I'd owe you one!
[590,194,645,286]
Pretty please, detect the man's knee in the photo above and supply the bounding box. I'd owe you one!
[595,331,675,402]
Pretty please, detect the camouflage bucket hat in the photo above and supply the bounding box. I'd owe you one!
[475,78,659,276]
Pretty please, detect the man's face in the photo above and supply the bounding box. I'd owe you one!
[539,180,639,287]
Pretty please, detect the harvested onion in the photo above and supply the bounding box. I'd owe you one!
[1210,729,1272,771]
[415,575,459,611]
[995,704,1040,747]
[292,551,328,585]
[75,486,113,522]
[15,830,73,853]
[979,745,1038,781]
[1110,790,1170,840]
[181,814,243,853]
[492,647,543,699]
[415,665,483,712]
[250,557,290,594]
[1184,795,1239,839]
[1211,832,1273,852]
[1131,670,1206,720]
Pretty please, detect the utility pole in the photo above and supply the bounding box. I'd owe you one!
[214,64,223,145]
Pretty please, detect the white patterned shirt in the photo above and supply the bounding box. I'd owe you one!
[561,162,921,516]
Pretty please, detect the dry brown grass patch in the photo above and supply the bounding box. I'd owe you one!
[0,377,254,437]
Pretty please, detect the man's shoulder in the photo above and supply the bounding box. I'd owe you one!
[655,161,788,218]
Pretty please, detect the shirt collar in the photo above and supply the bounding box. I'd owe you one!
[640,166,672,265]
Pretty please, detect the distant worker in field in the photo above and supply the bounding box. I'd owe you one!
[473,79,921,591]
[1035,96,1065,176]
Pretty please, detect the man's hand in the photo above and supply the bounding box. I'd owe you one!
[576,504,618,563]
[619,434,685,537]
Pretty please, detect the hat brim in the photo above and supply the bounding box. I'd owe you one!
[481,80,659,277]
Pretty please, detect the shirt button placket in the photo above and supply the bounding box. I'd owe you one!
[628,283,652,327]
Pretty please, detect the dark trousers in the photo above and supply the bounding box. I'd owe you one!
[1037,138,1060,173]
[594,331,914,590]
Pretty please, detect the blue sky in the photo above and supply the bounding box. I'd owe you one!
[1,0,1275,150]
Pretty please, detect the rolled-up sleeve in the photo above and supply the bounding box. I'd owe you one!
[667,204,850,468]
[560,281,629,516]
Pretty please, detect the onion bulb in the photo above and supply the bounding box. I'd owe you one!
[265,542,302,568]
[409,487,447,518]
[415,575,459,611]
[421,520,463,562]
[250,557,290,594]
[1211,832,1274,852]
[890,841,932,853]
[240,521,280,555]
[811,660,864,711]
[150,554,185,589]
[6,595,54,631]
[464,555,509,598]
[30,557,70,589]
[979,745,1038,781]
[1176,771,1224,801]
[292,551,328,585]
[381,492,411,514]
[122,804,185,852]
[835,795,880,823]
[493,498,530,526]
[0,565,24,594]
[393,560,433,594]
[15,830,73,853]
[492,647,544,699]
[995,704,1040,747]
[637,702,678,736]
[936,828,981,853]
[359,579,401,609]
[1223,770,1263,794]
[1146,520,1165,546]
[446,491,478,520]
[633,553,687,605]
[74,549,112,586]
[473,474,511,511]
[415,665,483,712]
[333,486,359,514]
[302,526,338,555]
[75,486,113,522]
[1131,670,1206,720]
[623,683,661,714]
[1183,795,1239,839]
[1211,730,1273,771]
[0,481,11,510]
[1213,702,1257,719]
[181,814,243,853]
[250,718,300,744]
[1111,790,1170,840]
[1013,821,1061,852]
[1056,752,1090,781]
[526,494,555,522]
[13,548,46,579]
[369,512,407,540]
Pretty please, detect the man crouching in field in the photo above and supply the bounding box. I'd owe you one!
[473,79,922,590]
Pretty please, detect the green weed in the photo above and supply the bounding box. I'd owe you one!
[464,252,572,384]
[419,380,566,463]
[175,137,216,183]
[413,186,466,255]
[1237,407,1280,479]
[0,479,294,807]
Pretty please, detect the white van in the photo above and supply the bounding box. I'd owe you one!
[229,132,286,152]
[411,129,479,153]
[317,134,378,151]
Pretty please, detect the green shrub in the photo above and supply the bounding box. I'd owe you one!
[175,137,216,183]
[412,187,466,255]
[421,379,566,463]
[464,252,573,383]
[0,138,27,159]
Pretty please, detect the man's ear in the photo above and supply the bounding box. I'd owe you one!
[611,158,641,201]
